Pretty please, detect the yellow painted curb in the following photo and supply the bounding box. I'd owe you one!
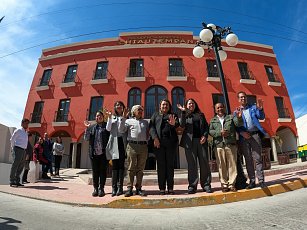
[105,178,307,209]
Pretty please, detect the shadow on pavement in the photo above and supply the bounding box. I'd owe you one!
[19,185,68,191]
[0,217,21,230]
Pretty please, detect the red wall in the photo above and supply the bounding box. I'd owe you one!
[24,32,297,141]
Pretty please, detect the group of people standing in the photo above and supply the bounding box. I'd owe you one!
[84,90,267,197]
[9,89,266,197]
[9,120,65,187]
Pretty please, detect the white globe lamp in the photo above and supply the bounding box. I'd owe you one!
[193,46,205,58]
[199,28,213,42]
[226,33,238,46]
[218,49,227,61]
[207,23,216,31]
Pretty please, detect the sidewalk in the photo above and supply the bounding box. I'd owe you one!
[0,161,306,209]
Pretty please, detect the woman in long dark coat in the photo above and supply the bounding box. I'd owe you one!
[177,98,212,194]
[149,99,179,195]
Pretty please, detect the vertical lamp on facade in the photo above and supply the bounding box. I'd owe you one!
[193,22,239,115]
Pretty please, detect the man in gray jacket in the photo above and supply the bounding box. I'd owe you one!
[209,103,243,192]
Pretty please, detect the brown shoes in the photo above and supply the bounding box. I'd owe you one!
[222,186,237,193]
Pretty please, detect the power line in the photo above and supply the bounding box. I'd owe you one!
[1,24,307,60]
[1,1,307,37]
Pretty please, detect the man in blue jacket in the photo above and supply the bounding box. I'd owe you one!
[234,91,267,189]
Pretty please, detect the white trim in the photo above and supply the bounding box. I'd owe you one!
[167,76,188,81]
[268,81,282,86]
[90,79,108,84]
[60,82,76,88]
[120,31,193,36]
[278,118,292,123]
[207,77,220,82]
[224,47,276,58]
[52,122,69,127]
[240,79,256,84]
[43,38,118,53]
[28,123,41,128]
[40,43,276,61]
[125,77,146,82]
[193,36,273,49]
[35,85,49,91]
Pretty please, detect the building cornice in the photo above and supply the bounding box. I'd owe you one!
[120,31,194,36]
[40,43,276,62]
[42,37,119,53]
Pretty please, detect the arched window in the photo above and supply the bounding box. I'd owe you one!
[145,86,167,118]
[172,87,185,115]
[128,88,141,109]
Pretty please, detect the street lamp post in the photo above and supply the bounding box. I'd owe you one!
[193,22,239,115]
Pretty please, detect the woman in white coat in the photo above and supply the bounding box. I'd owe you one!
[106,101,128,196]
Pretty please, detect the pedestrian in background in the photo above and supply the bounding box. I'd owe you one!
[149,99,179,195]
[9,118,29,187]
[119,105,149,197]
[209,103,243,192]
[105,101,129,196]
[43,133,54,176]
[84,110,110,197]
[33,137,51,179]
[22,132,33,184]
[53,136,65,176]
[177,99,212,194]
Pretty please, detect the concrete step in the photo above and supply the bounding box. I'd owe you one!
[77,161,307,186]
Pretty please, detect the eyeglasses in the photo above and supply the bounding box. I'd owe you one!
[138,108,143,111]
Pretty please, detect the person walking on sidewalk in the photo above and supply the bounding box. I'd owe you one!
[52,136,65,176]
[43,133,54,176]
[149,99,179,195]
[84,110,110,197]
[177,99,212,194]
[33,137,51,179]
[119,105,149,197]
[209,103,243,192]
[234,91,267,189]
[22,132,33,184]
[9,118,29,187]
[105,101,128,196]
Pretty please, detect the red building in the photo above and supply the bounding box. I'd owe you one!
[24,31,297,169]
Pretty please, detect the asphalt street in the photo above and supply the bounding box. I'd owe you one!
[0,188,306,230]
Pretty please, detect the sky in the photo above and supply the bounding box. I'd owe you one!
[0,0,307,127]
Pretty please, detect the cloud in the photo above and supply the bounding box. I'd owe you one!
[0,0,57,127]
[287,0,307,51]
[291,93,307,101]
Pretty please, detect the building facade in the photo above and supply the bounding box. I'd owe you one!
[24,31,298,169]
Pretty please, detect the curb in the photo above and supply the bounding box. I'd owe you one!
[104,178,307,209]
[1,178,306,209]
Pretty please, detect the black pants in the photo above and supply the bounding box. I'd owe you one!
[91,154,108,188]
[54,155,62,174]
[112,137,125,170]
[155,139,177,191]
[185,139,212,189]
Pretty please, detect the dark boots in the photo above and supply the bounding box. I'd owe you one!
[112,170,118,197]
[42,172,51,179]
[124,187,133,197]
[22,169,29,183]
[92,187,98,197]
[116,169,124,196]
[98,185,105,197]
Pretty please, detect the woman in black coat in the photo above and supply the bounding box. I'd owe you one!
[177,98,212,194]
[149,99,179,195]
[84,110,110,197]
